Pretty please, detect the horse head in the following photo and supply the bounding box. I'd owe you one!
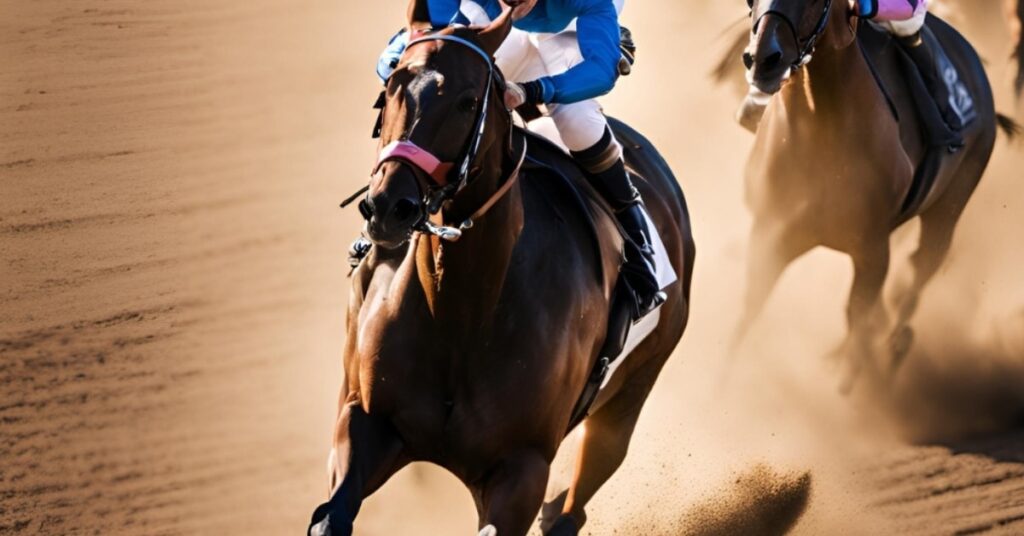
[744,0,856,95]
[364,1,514,249]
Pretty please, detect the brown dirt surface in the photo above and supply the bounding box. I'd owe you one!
[2,1,1024,535]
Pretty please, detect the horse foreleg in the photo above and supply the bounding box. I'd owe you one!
[837,241,891,394]
[473,452,551,536]
[733,221,813,351]
[308,400,407,536]
[540,365,657,535]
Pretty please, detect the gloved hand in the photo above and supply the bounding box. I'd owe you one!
[504,82,527,110]
[503,80,545,110]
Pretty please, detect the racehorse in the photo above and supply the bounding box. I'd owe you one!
[307,3,695,535]
[737,0,1017,390]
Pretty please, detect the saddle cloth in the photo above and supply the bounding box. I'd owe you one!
[859,15,977,222]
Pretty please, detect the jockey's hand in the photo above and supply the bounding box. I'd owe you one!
[504,80,544,110]
[504,82,527,110]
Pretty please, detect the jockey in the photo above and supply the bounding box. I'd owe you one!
[858,0,964,145]
[376,0,663,318]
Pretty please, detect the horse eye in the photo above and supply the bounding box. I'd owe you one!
[458,96,478,113]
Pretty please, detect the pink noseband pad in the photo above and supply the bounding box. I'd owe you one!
[375,140,453,185]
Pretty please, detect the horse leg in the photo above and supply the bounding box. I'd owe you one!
[540,363,660,535]
[836,240,891,394]
[473,452,551,536]
[887,214,957,367]
[889,155,986,368]
[308,401,407,536]
[733,220,813,350]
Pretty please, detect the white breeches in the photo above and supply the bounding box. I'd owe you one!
[462,0,625,152]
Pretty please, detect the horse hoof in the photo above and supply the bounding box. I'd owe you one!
[539,491,568,533]
[545,516,579,536]
[308,518,329,536]
[889,326,914,369]
[479,524,497,536]
[308,512,351,536]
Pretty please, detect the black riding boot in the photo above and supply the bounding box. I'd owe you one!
[897,31,965,149]
[572,128,664,319]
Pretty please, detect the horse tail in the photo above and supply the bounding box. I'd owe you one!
[996,113,1022,141]
[711,25,749,85]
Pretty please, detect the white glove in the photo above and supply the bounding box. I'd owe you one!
[504,82,526,110]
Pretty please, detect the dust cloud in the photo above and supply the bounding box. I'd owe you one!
[2,1,1024,535]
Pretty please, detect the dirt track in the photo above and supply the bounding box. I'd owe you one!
[2,1,1024,534]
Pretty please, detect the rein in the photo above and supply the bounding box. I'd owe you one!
[351,32,526,243]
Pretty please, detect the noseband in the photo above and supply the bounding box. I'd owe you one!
[750,0,834,69]
[364,32,526,242]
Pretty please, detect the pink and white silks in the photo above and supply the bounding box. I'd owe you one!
[874,0,929,37]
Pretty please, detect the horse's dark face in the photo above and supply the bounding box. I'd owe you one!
[745,0,829,94]
[366,22,510,249]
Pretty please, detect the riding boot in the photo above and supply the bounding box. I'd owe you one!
[572,128,665,319]
[897,31,965,149]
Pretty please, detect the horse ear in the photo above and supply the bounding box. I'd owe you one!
[407,0,432,32]
[476,7,513,56]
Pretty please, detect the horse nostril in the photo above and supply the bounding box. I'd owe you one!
[359,198,373,220]
[743,51,754,70]
[761,51,782,70]
[391,198,419,223]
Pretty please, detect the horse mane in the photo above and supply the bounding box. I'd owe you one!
[710,19,750,86]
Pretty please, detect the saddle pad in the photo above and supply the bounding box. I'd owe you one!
[927,25,977,126]
[858,16,973,222]
[600,207,676,390]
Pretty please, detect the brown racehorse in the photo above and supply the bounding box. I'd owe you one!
[307,3,695,535]
[736,0,1016,390]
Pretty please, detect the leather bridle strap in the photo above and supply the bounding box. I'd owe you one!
[463,131,527,226]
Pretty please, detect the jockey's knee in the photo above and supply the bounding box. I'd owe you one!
[548,101,609,152]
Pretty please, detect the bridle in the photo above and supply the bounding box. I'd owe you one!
[353,31,526,243]
[746,0,834,70]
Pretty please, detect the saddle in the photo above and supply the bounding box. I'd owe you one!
[857,14,978,223]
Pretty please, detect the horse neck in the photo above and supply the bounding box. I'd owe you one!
[413,127,524,330]
[782,43,860,125]
[777,11,871,135]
